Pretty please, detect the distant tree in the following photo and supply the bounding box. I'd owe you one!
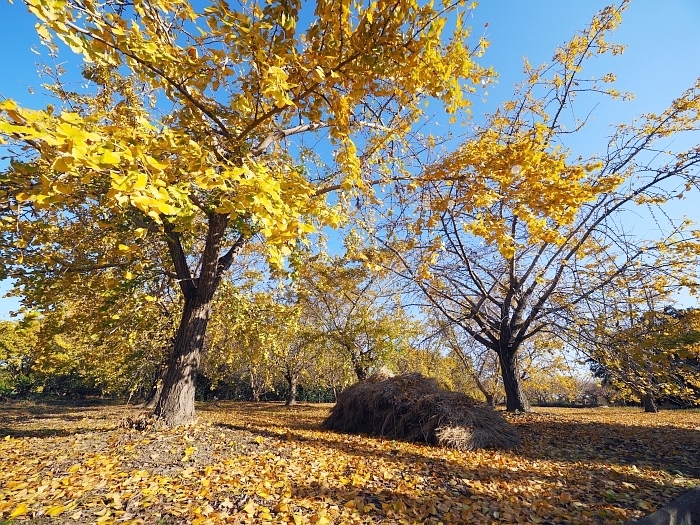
[426,316,504,406]
[585,306,700,412]
[0,316,40,396]
[297,255,419,381]
[205,282,286,402]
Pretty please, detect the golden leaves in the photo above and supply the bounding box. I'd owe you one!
[595,307,700,404]
[0,0,494,316]
[99,150,121,166]
[0,401,698,524]
[552,1,628,71]
[261,66,296,109]
[422,123,619,258]
[181,446,197,462]
[9,502,29,518]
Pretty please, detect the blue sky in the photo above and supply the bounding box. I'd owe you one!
[0,0,699,319]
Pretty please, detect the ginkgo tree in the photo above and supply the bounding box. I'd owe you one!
[423,313,504,405]
[375,1,700,411]
[590,310,700,412]
[37,278,178,399]
[296,253,419,381]
[203,278,319,405]
[0,0,489,425]
[0,316,40,396]
[567,260,700,412]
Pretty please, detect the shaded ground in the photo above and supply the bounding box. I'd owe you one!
[0,400,698,524]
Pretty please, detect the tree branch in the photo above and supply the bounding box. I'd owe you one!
[164,223,196,298]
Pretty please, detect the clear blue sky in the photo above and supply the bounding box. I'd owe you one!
[0,0,699,318]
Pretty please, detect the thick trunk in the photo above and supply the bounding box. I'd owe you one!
[153,213,234,426]
[154,297,212,426]
[285,373,298,406]
[641,392,658,413]
[498,348,531,412]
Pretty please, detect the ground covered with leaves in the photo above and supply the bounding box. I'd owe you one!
[0,400,698,524]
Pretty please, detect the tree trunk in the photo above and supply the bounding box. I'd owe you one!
[285,372,298,406]
[154,297,212,426]
[250,370,261,402]
[354,365,368,382]
[472,370,498,408]
[351,353,368,381]
[144,363,168,410]
[498,348,531,412]
[641,392,658,413]
[153,212,235,426]
[144,377,163,410]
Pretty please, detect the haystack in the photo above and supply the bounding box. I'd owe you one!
[322,369,520,450]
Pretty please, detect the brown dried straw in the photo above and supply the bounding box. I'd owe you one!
[321,369,520,450]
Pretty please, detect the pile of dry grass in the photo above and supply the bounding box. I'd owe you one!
[322,369,520,450]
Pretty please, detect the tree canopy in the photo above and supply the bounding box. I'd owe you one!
[369,1,700,411]
[0,0,491,425]
[0,0,699,421]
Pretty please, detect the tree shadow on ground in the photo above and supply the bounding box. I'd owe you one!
[0,397,126,418]
[509,416,700,478]
[205,402,700,478]
[212,419,683,523]
[0,426,119,438]
[0,400,695,524]
[200,401,329,429]
[206,402,699,523]
[0,397,124,408]
[0,398,132,438]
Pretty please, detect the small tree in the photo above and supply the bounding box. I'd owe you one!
[298,255,418,381]
[205,282,285,402]
[0,316,40,396]
[427,316,504,406]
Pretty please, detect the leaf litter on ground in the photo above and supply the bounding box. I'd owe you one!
[0,400,698,524]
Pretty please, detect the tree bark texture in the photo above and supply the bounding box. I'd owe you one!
[641,392,659,413]
[144,377,163,410]
[351,352,368,382]
[472,369,498,408]
[153,213,234,426]
[144,362,168,409]
[285,373,298,406]
[154,297,212,426]
[498,348,531,412]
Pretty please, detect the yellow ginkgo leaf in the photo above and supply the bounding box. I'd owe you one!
[51,156,73,173]
[45,504,65,517]
[100,150,121,165]
[10,502,29,518]
[243,500,256,515]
